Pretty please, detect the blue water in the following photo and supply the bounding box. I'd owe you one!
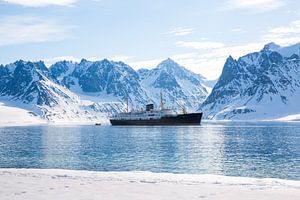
[0,121,299,180]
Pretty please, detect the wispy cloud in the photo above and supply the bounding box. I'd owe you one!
[175,41,225,50]
[263,20,300,45]
[130,20,300,79]
[224,0,285,11]
[231,28,246,33]
[115,41,263,79]
[43,56,80,67]
[107,55,131,62]
[172,19,300,79]
[0,16,73,46]
[170,42,264,80]
[2,0,76,7]
[165,27,194,36]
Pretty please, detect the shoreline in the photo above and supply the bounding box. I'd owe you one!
[1,169,299,200]
[1,119,300,127]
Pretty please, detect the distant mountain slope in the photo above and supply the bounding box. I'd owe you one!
[199,43,300,120]
[138,58,209,111]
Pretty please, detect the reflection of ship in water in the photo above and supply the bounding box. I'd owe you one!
[110,92,202,126]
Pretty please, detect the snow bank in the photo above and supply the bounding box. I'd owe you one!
[0,169,299,200]
[275,113,300,121]
[0,102,45,126]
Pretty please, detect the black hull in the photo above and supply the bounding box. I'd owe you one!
[110,113,202,126]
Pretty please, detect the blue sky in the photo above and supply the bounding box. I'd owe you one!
[0,0,300,79]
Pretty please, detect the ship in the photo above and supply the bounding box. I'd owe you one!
[109,92,202,126]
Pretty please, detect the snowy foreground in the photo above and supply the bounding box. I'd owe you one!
[0,169,299,200]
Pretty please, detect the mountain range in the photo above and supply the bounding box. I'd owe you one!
[0,58,209,123]
[1,42,300,124]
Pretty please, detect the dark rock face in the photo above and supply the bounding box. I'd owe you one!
[50,60,73,79]
[153,71,180,90]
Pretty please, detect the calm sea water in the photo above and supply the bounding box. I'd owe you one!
[0,121,299,180]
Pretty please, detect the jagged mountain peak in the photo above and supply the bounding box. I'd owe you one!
[262,42,281,51]
[200,42,300,120]
[138,58,209,111]
[95,58,111,65]
[0,60,73,107]
[258,42,300,58]
[50,60,75,79]
[56,58,146,107]
[157,58,185,73]
[224,55,235,64]
[12,60,48,72]
[155,58,206,81]
[158,58,177,66]
[79,58,90,64]
[216,55,239,87]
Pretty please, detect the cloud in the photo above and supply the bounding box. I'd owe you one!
[262,20,300,45]
[165,27,194,36]
[231,28,246,33]
[0,16,73,46]
[224,0,285,11]
[169,42,264,80]
[107,55,131,62]
[43,56,80,67]
[2,0,76,7]
[175,41,225,50]
[172,19,300,79]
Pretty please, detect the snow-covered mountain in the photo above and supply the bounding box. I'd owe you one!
[0,60,65,107]
[0,60,124,123]
[138,58,209,111]
[199,42,300,120]
[50,58,209,112]
[0,58,209,124]
[51,59,150,108]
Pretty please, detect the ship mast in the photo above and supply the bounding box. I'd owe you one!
[170,95,187,114]
[160,90,164,110]
[125,96,129,113]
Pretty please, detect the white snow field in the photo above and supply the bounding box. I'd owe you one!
[0,169,299,200]
[0,102,45,126]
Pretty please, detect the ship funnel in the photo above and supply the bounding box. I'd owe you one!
[146,104,154,111]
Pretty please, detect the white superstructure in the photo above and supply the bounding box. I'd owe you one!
[110,107,175,121]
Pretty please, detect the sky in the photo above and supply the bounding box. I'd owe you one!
[0,0,300,80]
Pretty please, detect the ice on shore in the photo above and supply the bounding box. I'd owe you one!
[0,169,299,200]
